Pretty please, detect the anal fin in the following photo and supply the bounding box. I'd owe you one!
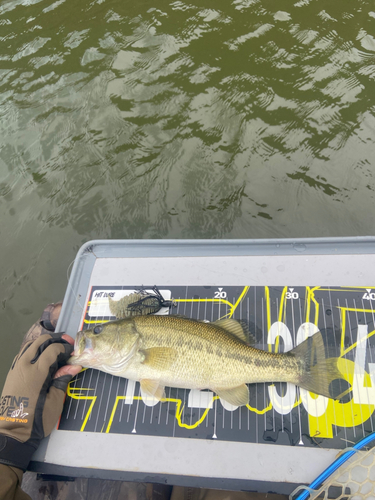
[214,384,249,407]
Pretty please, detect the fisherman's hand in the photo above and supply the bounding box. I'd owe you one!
[0,328,81,471]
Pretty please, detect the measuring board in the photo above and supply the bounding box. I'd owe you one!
[29,238,375,495]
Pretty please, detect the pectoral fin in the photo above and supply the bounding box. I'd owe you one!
[140,379,166,401]
[214,384,249,407]
[140,347,177,371]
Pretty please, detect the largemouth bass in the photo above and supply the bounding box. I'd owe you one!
[68,315,342,406]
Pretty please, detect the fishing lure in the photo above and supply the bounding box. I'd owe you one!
[108,286,175,318]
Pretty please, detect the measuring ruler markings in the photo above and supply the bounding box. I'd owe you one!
[60,286,375,446]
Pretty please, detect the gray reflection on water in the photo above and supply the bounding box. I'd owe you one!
[1,0,375,380]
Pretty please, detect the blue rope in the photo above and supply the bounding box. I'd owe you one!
[294,432,375,500]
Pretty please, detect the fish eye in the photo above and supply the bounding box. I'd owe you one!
[93,325,103,335]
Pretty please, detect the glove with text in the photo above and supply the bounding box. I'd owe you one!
[0,333,74,471]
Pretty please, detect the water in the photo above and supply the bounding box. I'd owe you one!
[1,0,375,384]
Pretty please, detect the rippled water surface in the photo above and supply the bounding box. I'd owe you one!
[1,0,375,379]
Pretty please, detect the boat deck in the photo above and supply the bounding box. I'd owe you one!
[30,238,375,496]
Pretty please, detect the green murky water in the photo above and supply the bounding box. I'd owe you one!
[1,0,375,383]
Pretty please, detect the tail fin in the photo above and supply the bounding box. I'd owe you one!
[290,332,342,400]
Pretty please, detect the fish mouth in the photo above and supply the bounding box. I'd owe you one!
[74,330,85,355]
[68,331,92,365]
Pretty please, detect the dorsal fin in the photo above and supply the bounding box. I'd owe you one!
[213,319,255,345]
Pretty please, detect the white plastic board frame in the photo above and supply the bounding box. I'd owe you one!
[29,237,375,495]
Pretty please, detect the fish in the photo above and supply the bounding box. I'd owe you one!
[68,315,343,406]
